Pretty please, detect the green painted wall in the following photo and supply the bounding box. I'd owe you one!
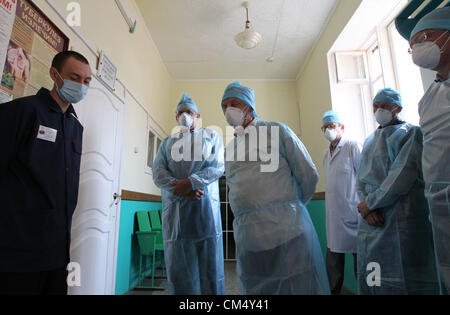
[306,200,357,294]
[115,200,163,295]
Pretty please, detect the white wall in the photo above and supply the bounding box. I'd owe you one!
[296,0,363,192]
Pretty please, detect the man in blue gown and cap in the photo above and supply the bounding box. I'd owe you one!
[153,93,225,295]
[397,5,450,294]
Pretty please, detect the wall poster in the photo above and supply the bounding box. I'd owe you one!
[1,0,69,100]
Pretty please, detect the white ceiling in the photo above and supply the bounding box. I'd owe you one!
[135,0,339,80]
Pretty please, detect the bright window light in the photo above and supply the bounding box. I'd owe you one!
[388,21,424,126]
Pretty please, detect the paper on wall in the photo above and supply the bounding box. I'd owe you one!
[0,0,17,74]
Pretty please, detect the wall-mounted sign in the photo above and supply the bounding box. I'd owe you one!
[97,52,117,91]
[0,0,69,100]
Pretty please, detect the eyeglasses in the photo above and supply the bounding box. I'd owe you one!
[176,110,195,116]
[408,31,449,54]
[321,124,340,133]
[408,33,428,54]
[415,33,428,44]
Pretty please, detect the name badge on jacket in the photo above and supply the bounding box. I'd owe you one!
[37,125,58,143]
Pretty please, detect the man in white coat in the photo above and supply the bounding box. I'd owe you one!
[322,110,361,295]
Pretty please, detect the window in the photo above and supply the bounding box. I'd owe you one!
[145,126,162,174]
[328,0,425,144]
[359,25,423,132]
[367,43,385,98]
[361,39,389,134]
[147,131,155,169]
[332,17,423,141]
[387,20,424,126]
[335,51,369,84]
[219,175,236,261]
[361,21,424,127]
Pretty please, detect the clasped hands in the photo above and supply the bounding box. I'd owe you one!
[357,200,385,227]
[170,178,204,201]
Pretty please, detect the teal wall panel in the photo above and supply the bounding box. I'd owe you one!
[115,200,162,295]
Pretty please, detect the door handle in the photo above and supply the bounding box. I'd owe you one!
[112,193,122,206]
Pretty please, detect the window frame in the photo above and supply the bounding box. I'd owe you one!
[366,41,386,99]
[326,0,423,142]
[334,51,370,84]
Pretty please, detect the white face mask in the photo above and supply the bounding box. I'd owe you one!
[178,112,194,129]
[411,31,450,70]
[375,109,395,127]
[325,128,338,142]
[225,107,246,127]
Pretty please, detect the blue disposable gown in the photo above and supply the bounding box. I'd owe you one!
[356,122,439,295]
[153,128,225,295]
[226,120,330,295]
[418,79,450,294]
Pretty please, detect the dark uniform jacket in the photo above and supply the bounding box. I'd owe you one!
[0,88,83,272]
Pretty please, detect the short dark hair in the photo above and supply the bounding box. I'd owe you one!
[51,50,89,72]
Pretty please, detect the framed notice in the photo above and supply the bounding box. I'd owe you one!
[97,52,117,91]
[0,0,69,100]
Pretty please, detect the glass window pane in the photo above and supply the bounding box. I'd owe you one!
[335,52,368,81]
[219,176,227,202]
[220,203,227,232]
[370,45,383,79]
[227,232,236,260]
[388,22,423,125]
[220,176,236,261]
[156,138,162,155]
[222,232,227,259]
[147,131,155,168]
[371,77,385,99]
[227,207,234,231]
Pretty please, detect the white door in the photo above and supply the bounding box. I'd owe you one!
[69,77,125,295]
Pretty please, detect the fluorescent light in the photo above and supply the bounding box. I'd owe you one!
[115,0,137,33]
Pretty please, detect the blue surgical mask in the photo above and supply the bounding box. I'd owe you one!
[55,71,89,104]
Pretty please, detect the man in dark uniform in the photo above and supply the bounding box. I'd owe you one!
[0,51,91,295]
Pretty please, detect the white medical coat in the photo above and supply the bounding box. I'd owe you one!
[323,137,361,253]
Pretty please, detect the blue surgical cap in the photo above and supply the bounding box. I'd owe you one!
[322,110,342,125]
[177,93,199,114]
[373,88,403,108]
[222,82,259,118]
[410,7,450,40]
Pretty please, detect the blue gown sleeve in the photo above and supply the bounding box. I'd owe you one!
[189,130,225,190]
[152,139,177,192]
[280,123,319,205]
[357,138,370,202]
[357,179,368,203]
[365,127,424,210]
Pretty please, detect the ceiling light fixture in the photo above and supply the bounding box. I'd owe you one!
[235,1,262,50]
